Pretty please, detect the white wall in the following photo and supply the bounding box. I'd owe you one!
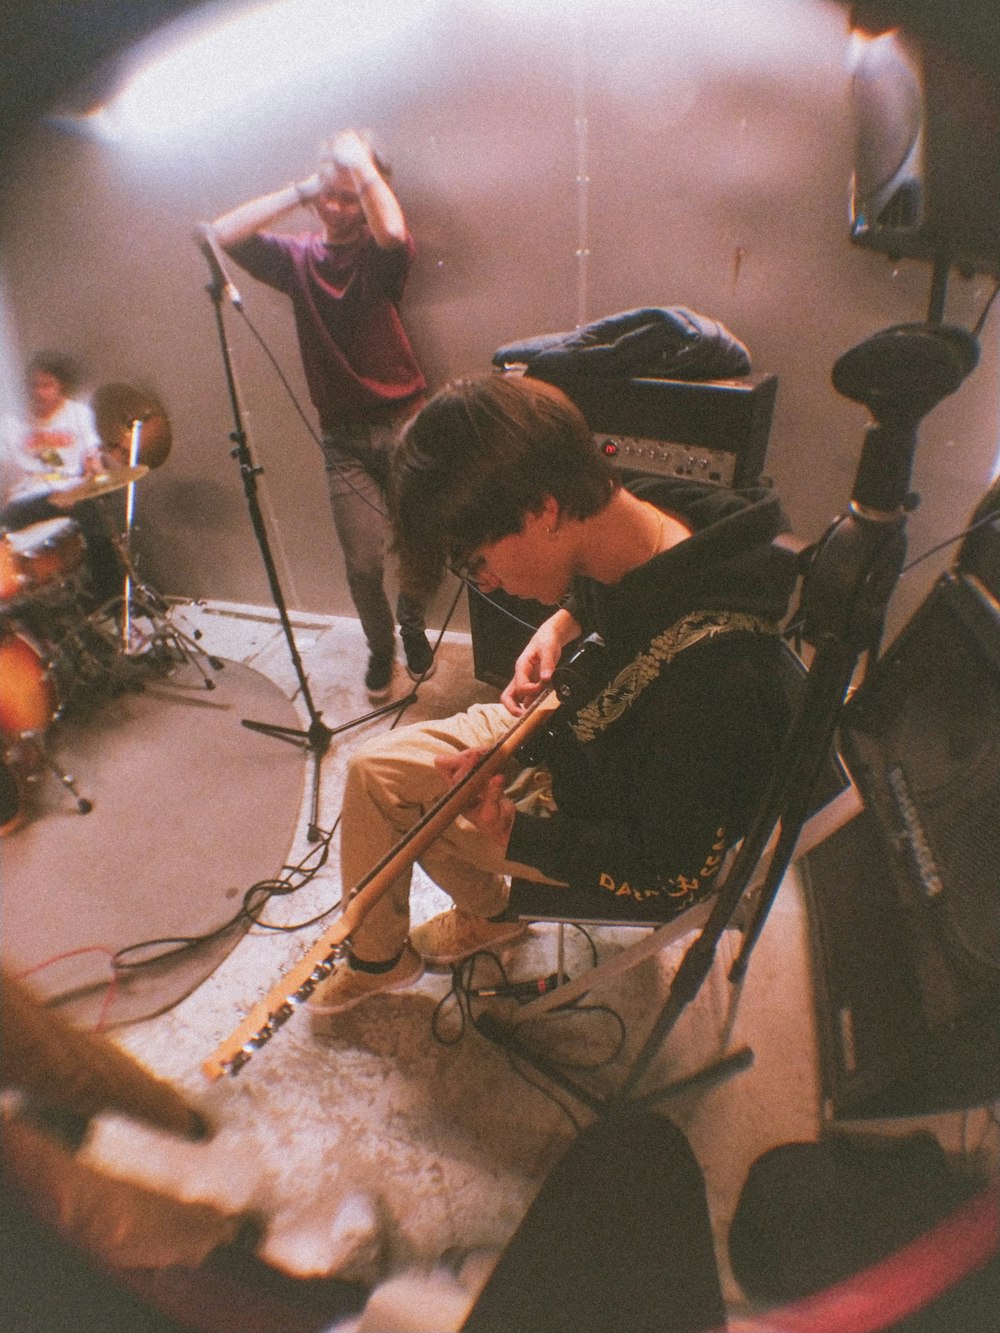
[1,0,997,645]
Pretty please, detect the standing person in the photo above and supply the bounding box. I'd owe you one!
[206,129,433,700]
[306,372,799,1013]
[1,352,123,604]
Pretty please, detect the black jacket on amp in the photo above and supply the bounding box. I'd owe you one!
[505,474,799,910]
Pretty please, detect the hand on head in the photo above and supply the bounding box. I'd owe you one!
[329,129,373,171]
[296,171,325,202]
[320,129,378,184]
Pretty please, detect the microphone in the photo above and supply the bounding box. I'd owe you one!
[193,223,242,308]
[469,972,566,999]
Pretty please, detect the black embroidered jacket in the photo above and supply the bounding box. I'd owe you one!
[505,475,798,905]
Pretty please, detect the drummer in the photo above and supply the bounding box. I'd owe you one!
[0,353,123,604]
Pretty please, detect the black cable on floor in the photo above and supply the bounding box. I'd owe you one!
[428,937,629,1126]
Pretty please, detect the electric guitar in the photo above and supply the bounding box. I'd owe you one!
[202,690,562,1079]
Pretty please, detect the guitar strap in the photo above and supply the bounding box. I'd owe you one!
[569,609,781,744]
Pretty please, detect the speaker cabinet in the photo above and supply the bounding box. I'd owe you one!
[469,371,778,688]
[468,590,553,691]
[803,572,1000,1118]
[957,475,1000,598]
[850,31,1000,277]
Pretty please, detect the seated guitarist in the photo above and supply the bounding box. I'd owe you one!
[308,373,798,1013]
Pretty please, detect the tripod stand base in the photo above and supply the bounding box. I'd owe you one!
[242,689,419,841]
[90,590,225,691]
[474,1009,752,1112]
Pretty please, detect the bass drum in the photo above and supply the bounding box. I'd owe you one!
[0,625,60,738]
[0,517,86,607]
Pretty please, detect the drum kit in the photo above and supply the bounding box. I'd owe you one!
[0,384,221,837]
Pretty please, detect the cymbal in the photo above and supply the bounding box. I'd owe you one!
[51,465,149,507]
[92,382,172,470]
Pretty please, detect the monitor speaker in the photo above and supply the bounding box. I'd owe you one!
[802,572,1000,1118]
[957,473,1000,598]
[849,30,1000,277]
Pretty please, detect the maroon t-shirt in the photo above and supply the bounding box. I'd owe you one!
[224,229,426,429]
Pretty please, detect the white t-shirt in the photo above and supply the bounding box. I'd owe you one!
[2,398,102,503]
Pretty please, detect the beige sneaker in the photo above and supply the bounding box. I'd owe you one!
[306,944,423,1014]
[409,908,527,967]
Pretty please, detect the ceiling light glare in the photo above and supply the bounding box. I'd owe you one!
[94,0,428,144]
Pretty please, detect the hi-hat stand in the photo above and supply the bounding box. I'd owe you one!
[81,418,223,692]
[477,316,980,1114]
[198,233,415,841]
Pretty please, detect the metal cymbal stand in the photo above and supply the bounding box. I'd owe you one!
[85,420,224,690]
[119,418,142,654]
[198,237,415,841]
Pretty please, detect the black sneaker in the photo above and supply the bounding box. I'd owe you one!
[401,630,437,682]
[365,651,394,700]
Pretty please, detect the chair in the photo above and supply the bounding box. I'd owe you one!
[475,635,864,1110]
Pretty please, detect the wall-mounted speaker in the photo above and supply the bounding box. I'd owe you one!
[803,571,1000,1118]
[469,371,778,688]
[850,31,1000,277]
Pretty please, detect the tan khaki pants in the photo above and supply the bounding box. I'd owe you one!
[341,702,560,961]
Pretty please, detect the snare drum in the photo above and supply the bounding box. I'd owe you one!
[0,625,60,738]
[0,517,86,606]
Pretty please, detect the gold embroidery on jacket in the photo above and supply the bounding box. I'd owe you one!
[570,609,778,744]
[597,828,729,904]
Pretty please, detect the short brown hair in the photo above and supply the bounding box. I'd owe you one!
[27,351,81,395]
[391,374,617,602]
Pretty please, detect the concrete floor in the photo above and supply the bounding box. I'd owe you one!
[63,597,1000,1311]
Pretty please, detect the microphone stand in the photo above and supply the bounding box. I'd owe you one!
[613,318,981,1106]
[198,253,415,841]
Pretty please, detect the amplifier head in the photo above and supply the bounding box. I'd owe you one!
[527,370,778,489]
[594,432,738,486]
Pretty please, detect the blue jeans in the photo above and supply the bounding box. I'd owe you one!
[320,407,425,659]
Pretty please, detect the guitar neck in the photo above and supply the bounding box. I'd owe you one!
[203,693,559,1080]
